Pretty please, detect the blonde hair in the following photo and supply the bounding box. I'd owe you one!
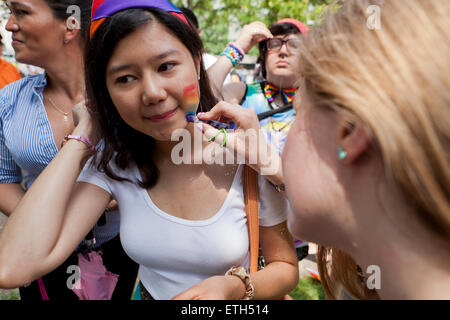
[300,0,450,299]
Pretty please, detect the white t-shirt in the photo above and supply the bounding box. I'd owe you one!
[78,160,288,300]
[203,53,231,85]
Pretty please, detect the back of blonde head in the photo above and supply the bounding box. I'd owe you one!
[300,0,450,299]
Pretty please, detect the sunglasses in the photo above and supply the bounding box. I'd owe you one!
[266,38,302,52]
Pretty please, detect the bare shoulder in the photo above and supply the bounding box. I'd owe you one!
[222,82,247,104]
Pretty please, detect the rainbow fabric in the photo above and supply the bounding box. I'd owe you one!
[263,83,297,104]
[90,0,189,38]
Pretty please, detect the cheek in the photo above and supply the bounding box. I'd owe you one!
[109,91,141,126]
[283,117,341,240]
[265,54,278,68]
[25,17,58,41]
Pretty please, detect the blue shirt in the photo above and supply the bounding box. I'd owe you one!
[242,82,296,154]
[0,73,119,247]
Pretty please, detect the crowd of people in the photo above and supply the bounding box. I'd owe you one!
[0,0,448,301]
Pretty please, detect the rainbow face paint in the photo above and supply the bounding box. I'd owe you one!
[183,84,200,113]
[183,83,236,131]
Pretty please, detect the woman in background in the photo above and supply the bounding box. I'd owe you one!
[0,0,138,300]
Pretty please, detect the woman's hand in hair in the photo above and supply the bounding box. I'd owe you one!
[71,100,98,145]
[235,21,273,54]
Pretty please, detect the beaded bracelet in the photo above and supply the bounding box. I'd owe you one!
[220,51,238,67]
[229,43,245,59]
[220,43,245,67]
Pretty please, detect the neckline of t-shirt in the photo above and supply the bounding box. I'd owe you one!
[136,164,243,227]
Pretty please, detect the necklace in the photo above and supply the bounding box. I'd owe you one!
[47,95,70,122]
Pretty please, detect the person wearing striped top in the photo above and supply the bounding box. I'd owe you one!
[0,0,138,300]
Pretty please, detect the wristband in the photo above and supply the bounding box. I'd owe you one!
[225,266,255,300]
[220,51,238,67]
[229,42,246,57]
[61,135,95,152]
[220,43,245,67]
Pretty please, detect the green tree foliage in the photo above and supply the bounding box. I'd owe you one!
[1,1,9,21]
[174,0,332,54]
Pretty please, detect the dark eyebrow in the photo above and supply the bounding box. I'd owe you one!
[107,49,180,76]
[154,49,179,61]
[7,1,32,10]
[107,64,133,76]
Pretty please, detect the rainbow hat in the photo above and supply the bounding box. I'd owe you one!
[90,0,189,38]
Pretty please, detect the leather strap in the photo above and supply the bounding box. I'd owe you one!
[243,165,259,274]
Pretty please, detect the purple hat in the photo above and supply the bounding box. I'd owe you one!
[90,0,189,38]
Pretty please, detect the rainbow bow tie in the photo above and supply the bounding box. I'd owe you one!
[264,84,297,104]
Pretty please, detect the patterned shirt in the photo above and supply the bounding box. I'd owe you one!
[241,82,296,154]
[0,73,119,246]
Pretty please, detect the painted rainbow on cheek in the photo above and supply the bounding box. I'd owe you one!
[184,83,237,131]
[183,83,200,113]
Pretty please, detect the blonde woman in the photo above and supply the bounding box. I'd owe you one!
[196,0,450,300]
[282,0,450,299]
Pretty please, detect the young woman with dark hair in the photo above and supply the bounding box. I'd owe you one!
[0,1,298,300]
[0,0,138,300]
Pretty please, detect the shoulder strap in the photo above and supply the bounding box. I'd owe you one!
[239,83,249,106]
[243,165,259,274]
[38,278,49,300]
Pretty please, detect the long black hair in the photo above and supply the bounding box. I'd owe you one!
[85,8,217,189]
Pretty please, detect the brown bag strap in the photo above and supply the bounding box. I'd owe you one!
[243,165,259,274]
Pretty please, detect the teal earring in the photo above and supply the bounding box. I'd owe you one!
[338,147,347,160]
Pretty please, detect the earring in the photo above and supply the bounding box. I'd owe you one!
[63,39,69,44]
[338,147,347,160]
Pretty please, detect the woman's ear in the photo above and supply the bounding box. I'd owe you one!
[63,16,81,44]
[338,118,372,165]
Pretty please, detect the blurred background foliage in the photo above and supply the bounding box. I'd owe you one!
[0,1,335,55]
[173,0,334,55]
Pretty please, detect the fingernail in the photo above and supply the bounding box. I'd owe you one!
[197,112,206,118]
